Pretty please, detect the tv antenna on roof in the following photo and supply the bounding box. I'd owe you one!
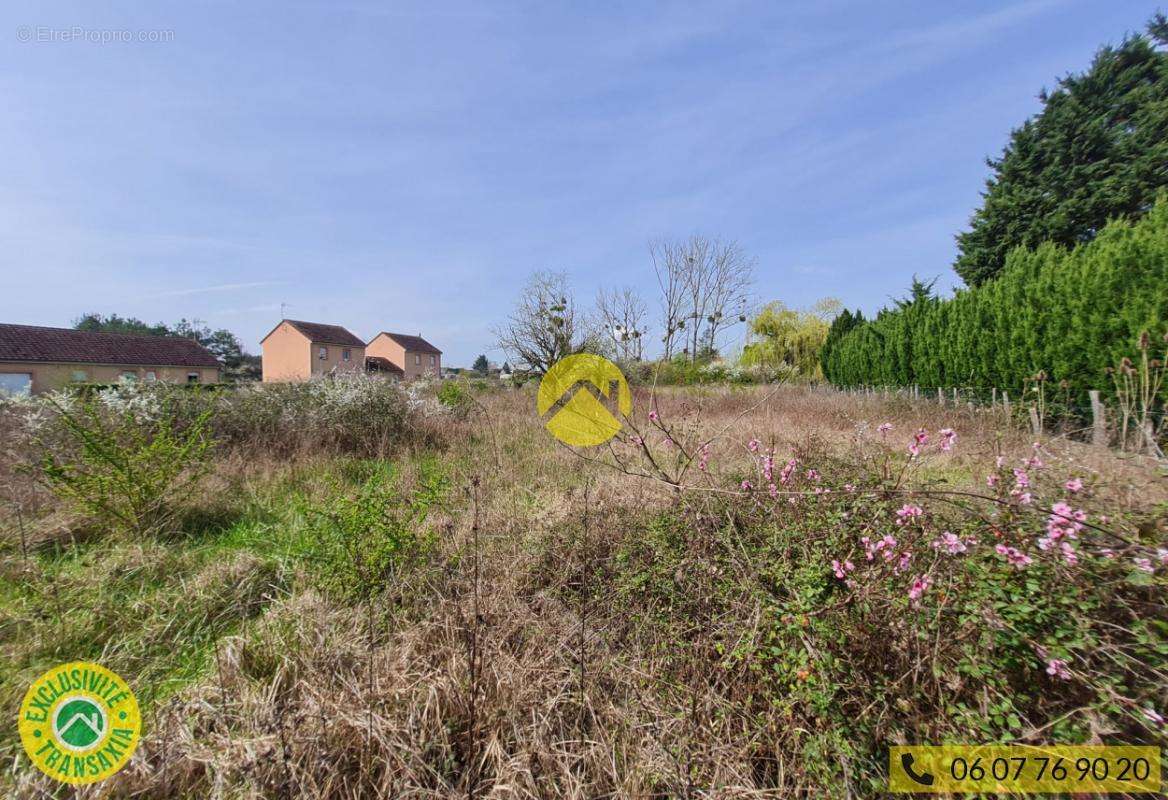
[280,302,291,318]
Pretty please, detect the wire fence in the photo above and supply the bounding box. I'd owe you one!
[827,383,1166,454]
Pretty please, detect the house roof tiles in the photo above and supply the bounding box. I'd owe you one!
[264,320,366,347]
[375,332,442,354]
[0,323,221,367]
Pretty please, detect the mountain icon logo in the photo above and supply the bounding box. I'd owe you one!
[53,697,106,750]
[537,354,632,446]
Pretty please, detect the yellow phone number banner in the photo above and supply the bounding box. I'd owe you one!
[889,745,1161,794]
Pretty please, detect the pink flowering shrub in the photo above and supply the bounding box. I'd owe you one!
[607,409,1166,782]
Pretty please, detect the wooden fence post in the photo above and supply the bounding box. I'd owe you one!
[1089,390,1107,447]
[991,387,998,408]
[1003,391,1011,417]
[1028,407,1042,436]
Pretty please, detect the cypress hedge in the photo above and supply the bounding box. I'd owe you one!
[823,199,1168,400]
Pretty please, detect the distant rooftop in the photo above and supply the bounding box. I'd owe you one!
[375,331,442,354]
[0,323,221,367]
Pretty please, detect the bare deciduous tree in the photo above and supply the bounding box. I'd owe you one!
[595,286,648,362]
[650,239,687,361]
[494,270,593,375]
[651,236,754,362]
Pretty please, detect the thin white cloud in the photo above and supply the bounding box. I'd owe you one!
[141,281,283,300]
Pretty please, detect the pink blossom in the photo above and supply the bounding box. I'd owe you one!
[740,479,753,491]
[648,409,659,422]
[762,455,775,482]
[844,483,857,493]
[779,458,797,485]
[1046,501,1085,542]
[1045,658,1071,680]
[907,428,928,457]
[1099,548,1116,559]
[1013,491,1033,505]
[806,468,820,482]
[1064,477,1083,493]
[767,482,779,499]
[1012,468,1030,489]
[877,422,893,435]
[863,534,899,561]
[986,474,999,488]
[895,504,924,526]
[1134,557,1155,574]
[938,428,957,451]
[1158,548,1168,565]
[932,532,967,555]
[995,455,1006,468]
[831,559,856,580]
[1059,541,1078,565]
[895,550,913,573]
[1143,707,1165,727]
[995,544,1033,568]
[748,438,761,453]
[908,574,932,602]
[630,435,644,446]
[697,444,711,472]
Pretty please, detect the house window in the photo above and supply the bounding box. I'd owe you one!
[342,348,351,362]
[187,372,200,384]
[429,355,436,366]
[318,346,328,360]
[414,354,420,366]
[145,371,157,382]
[71,370,87,382]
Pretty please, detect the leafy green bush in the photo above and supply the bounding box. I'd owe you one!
[34,390,214,537]
[305,460,448,601]
[436,379,474,418]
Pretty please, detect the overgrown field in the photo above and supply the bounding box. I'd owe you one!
[1,377,1165,798]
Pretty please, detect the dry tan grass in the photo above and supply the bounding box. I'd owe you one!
[7,384,1167,799]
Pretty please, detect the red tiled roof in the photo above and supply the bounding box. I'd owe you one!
[375,332,442,354]
[0,323,221,367]
[264,319,365,347]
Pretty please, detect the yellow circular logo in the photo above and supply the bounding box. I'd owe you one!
[19,662,141,785]
[537,354,632,446]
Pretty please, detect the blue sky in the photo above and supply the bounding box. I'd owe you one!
[0,1,1157,366]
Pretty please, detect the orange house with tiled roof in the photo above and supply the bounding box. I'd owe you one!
[260,320,366,382]
[366,332,442,379]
